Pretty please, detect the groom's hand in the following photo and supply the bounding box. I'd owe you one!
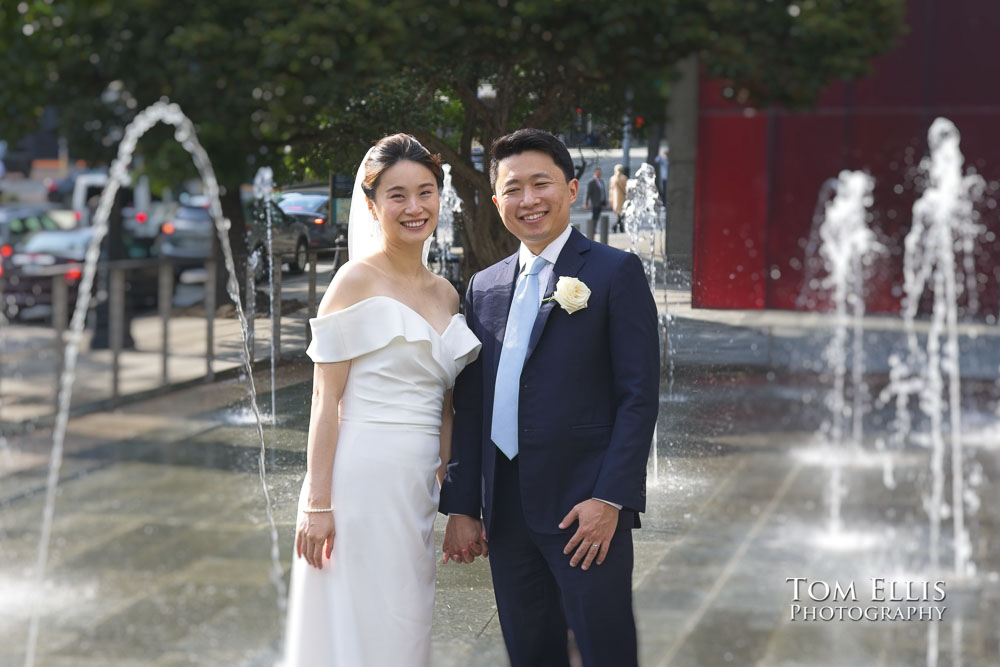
[442,515,488,564]
[560,500,619,571]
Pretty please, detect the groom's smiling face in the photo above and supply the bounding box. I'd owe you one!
[492,150,579,255]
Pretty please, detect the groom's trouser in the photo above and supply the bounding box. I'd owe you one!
[489,453,638,667]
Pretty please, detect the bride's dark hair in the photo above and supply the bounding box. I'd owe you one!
[361,134,444,200]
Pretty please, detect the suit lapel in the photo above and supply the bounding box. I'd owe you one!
[525,228,590,362]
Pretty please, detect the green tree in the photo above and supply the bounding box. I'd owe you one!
[1,0,396,295]
[1,0,906,278]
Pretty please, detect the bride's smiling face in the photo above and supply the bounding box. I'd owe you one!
[368,160,440,246]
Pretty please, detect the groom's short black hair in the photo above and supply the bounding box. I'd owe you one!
[490,129,575,191]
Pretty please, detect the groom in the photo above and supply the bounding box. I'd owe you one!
[440,129,659,666]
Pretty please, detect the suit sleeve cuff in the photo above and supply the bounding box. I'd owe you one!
[593,498,622,510]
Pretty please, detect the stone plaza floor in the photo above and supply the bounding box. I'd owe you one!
[3,322,1000,666]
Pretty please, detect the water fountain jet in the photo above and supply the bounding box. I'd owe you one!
[434,163,463,285]
[252,166,280,425]
[622,162,668,484]
[882,117,985,577]
[22,101,287,667]
[816,170,881,533]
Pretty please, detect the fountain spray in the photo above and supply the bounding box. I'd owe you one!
[23,101,287,667]
[883,117,985,577]
[817,170,881,532]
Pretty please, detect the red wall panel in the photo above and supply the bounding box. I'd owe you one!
[694,0,1000,317]
[766,114,848,311]
[693,114,768,309]
[928,6,1000,108]
[847,114,926,314]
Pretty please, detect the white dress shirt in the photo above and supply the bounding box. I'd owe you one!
[516,223,572,300]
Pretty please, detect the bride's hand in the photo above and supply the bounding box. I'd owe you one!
[442,515,487,564]
[296,511,336,570]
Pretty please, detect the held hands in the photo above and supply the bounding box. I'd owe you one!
[560,499,619,571]
[296,511,336,570]
[442,515,488,564]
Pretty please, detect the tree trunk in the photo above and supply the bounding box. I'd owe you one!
[451,173,518,284]
[408,128,518,280]
[215,186,248,310]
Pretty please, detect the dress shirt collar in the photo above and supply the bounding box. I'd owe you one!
[517,223,573,274]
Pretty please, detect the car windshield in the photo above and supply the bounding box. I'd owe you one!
[278,193,328,214]
[20,230,93,255]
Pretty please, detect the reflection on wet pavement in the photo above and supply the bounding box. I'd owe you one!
[2,359,999,666]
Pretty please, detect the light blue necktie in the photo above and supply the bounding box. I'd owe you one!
[491,255,547,460]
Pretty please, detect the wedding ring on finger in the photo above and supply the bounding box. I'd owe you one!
[589,543,600,550]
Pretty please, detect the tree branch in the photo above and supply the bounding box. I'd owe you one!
[453,80,499,136]
[524,82,568,129]
[408,129,487,190]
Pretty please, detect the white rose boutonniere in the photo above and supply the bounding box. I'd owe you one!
[543,276,591,314]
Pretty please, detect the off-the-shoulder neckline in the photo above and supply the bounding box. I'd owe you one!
[313,295,462,338]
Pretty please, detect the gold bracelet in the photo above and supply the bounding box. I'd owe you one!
[303,507,334,513]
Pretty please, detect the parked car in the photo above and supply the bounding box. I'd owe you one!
[246,199,313,281]
[0,205,69,258]
[154,204,214,271]
[1,228,158,320]
[2,228,92,319]
[151,197,312,283]
[276,183,349,252]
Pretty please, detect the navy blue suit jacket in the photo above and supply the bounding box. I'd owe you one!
[440,228,659,536]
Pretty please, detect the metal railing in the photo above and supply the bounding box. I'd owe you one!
[0,246,338,422]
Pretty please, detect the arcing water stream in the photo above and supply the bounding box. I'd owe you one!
[22,101,287,667]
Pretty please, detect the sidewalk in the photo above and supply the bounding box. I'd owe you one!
[0,262,324,428]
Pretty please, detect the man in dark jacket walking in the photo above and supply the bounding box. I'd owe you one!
[582,167,606,240]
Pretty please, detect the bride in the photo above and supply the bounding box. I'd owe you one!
[281,134,482,666]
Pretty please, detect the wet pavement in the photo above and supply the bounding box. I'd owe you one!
[2,321,1000,666]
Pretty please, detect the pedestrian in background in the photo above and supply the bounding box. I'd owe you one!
[654,147,669,205]
[582,166,606,240]
[609,164,627,233]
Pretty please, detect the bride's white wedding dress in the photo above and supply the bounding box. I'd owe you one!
[281,296,481,667]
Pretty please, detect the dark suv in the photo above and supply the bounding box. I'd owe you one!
[276,180,351,253]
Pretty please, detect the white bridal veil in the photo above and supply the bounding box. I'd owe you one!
[347,144,434,266]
